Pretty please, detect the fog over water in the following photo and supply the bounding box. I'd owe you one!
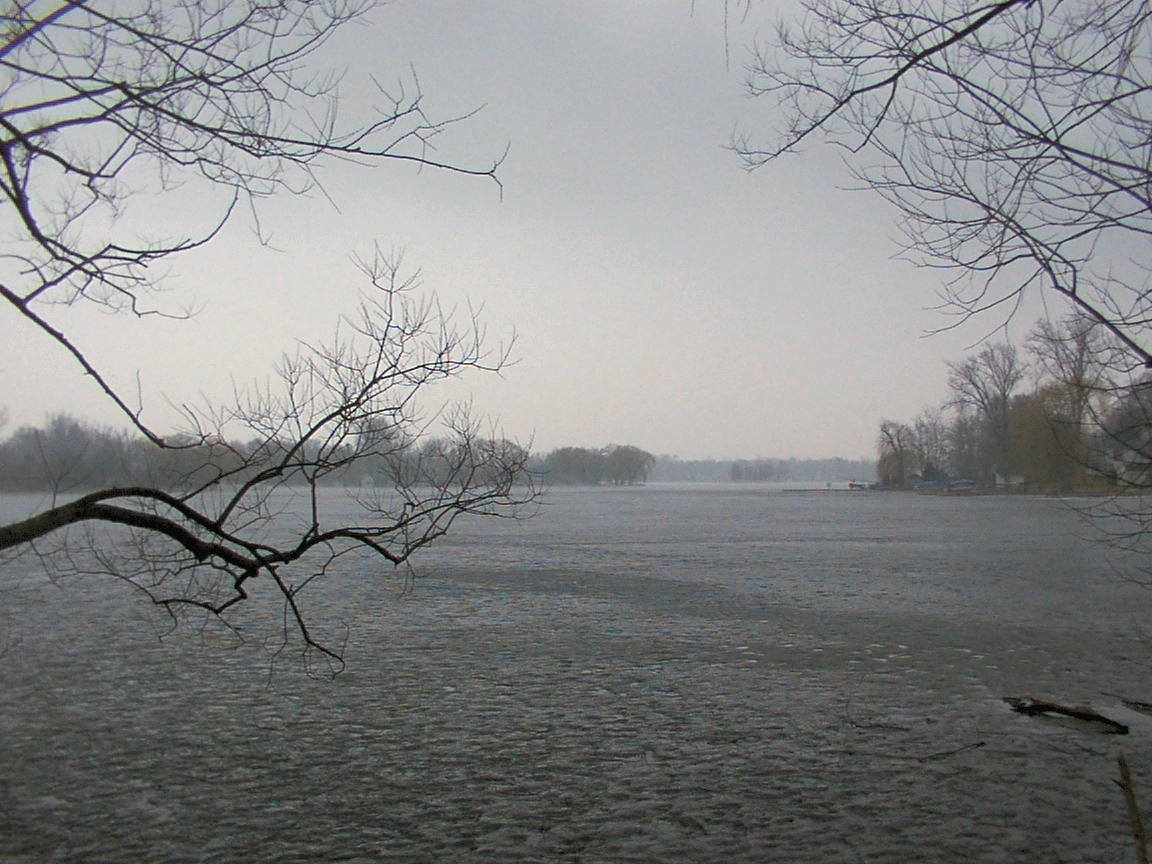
[3,488,1150,862]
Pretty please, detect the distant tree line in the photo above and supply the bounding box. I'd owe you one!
[0,414,209,492]
[0,418,878,493]
[653,456,875,483]
[878,315,1147,492]
[0,413,529,494]
[533,445,656,486]
[727,457,874,483]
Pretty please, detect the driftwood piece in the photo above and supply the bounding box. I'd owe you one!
[1004,697,1129,735]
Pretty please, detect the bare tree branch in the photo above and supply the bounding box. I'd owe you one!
[0,4,531,670]
[738,0,1152,366]
[0,0,504,442]
[2,254,535,668]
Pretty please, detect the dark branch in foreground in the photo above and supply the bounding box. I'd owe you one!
[0,0,503,443]
[0,3,529,671]
[738,0,1152,365]
[2,254,535,671]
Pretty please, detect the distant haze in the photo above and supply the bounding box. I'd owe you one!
[1,1,1035,460]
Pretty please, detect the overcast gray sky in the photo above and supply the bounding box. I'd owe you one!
[2,0,1025,460]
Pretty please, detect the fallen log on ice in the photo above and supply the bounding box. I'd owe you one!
[1003,697,1129,735]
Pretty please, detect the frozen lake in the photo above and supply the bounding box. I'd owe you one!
[2,486,1152,862]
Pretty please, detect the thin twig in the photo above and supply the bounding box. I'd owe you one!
[918,741,986,762]
[845,699,912,732]
[1117,751,1150,864]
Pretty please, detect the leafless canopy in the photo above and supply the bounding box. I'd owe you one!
[737,0,1152,368]
[0,2,530,670]
[0,0,502,443]
[947,341,1026,470]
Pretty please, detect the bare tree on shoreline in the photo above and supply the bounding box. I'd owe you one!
[947,342,1026,480]
[0,1,531,669]
[738,0,1152,565]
